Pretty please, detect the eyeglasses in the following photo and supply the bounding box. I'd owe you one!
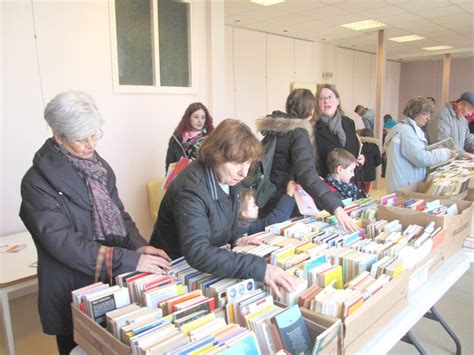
[71,129,104,147]
[318,95,336,102]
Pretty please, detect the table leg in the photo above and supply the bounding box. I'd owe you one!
[424,306,462,355]
[401,331,427,354]
[0,288,16,355]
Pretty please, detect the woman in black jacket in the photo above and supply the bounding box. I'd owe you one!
[314,84,365,182]
[150,119,296,298]
[165,102,214,172]
[257,88,359,232]
[19,91,171,355]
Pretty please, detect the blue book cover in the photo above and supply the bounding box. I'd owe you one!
[220,332,261,355]
[274,304,311,355]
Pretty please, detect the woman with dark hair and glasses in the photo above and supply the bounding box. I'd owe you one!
[165,102,214,172]
[314,84,365,182]
[19,90,171,354]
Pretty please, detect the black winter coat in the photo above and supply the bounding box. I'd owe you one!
[257,111,342,215]
[19,139,147,335]
[360,136,382,182]
[315,115,361,178]
[149,160,267,282]
[237,194,295,236]
[165,134,186,172]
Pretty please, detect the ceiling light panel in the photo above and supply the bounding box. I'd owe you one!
[388,35,425,42]
[250,0,285,6]
[422,45,453,51]
[341,19,386,31]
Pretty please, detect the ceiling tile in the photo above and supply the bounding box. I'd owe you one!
[360,5,408,18]
[415,5,465,18]
[395,0,451,12]
[305,5,349,20]
[378,13,424,26]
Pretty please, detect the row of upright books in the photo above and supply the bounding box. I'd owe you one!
[380,193,459,216]
[424,159,474,196]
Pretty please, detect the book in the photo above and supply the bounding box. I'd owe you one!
[273,304,312,355]
[294,184,320,216]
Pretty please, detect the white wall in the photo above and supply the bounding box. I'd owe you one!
[1,0,223,238]
[225,26,401,131]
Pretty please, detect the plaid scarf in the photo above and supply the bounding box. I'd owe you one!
[326,174,365,200]
[181,128,208,160]
[57,143,126,241]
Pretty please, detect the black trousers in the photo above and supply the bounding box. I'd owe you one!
[56,334,77,355]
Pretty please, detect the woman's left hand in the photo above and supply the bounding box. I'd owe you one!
[334,206,360,233]
[235,236,263,246]
[356,154,365,166]
[137,246,172,261]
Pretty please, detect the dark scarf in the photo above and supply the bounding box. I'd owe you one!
[56,143,126,241]
[326,174,365,200]
[320,109,346,146]
[181,128,208,160]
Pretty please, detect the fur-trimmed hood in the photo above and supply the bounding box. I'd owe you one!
[359,136,380,145]
[256,111,315,147]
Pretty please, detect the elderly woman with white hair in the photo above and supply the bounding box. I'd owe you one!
[19,90,171,354]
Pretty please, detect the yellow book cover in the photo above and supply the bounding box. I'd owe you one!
[181,313,215,336]
[275,249,295,263]
[322,266,343,289]
[189,343,216,355]
[345,297,364,317]
[226,303,235,324]
[296,242,317,253]
[244,304,274,330]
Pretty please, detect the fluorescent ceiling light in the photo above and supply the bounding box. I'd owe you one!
[422,45,453,51]
[341,19,386,31]
[250,0,285,6]
[388,35,425,43]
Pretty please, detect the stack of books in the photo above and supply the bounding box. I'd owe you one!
[380,193,459,216]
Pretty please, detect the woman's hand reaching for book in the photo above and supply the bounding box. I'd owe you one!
[235,236,263,246]
[136,254,171,274]
[137,246,171,261]
[264,264,296,299]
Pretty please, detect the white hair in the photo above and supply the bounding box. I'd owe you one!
[44,90,104,140]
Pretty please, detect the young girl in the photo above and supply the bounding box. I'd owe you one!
[358,128,382,193]
[325,148,367,200]
[165,103,214,172]
[237,181,296,243]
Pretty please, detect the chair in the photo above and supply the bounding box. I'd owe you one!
[147,178,166,221]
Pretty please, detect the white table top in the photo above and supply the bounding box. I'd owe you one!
[0,231,37,287]
[358,252,470,354]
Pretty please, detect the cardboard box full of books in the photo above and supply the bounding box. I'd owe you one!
[462,177,474,237]
[377,199,472,262]
[72,304,131,355]
[300,272,408,354]
[395,182,468,201]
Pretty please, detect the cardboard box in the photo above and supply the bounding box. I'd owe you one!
[462,177,474,237]
[72,304,131,355]
[301,272,409,354]
[377,199,472,263]
[395,182,467,201]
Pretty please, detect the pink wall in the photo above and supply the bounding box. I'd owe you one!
[398,57,474,118]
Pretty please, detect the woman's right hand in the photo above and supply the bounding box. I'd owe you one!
[264,264,296,299]
[136,254,171,274]
[450,149,459,159]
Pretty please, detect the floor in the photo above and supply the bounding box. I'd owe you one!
[1,179,472,355]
